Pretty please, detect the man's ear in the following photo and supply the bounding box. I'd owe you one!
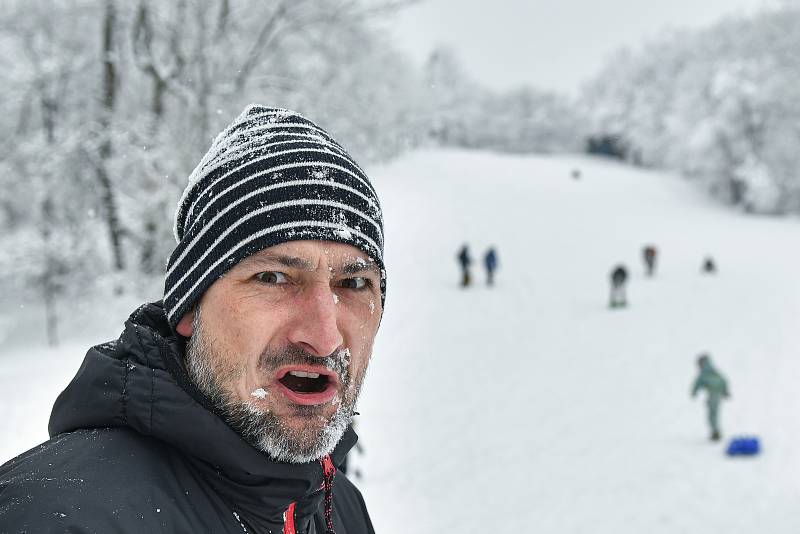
[175,309,195,337]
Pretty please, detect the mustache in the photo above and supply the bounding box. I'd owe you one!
[258,345,351,382]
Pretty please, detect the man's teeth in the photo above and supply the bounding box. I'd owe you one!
[288,370,320,379]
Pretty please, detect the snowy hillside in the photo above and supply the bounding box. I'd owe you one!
[2,150,799,532]
[357,150,800,533]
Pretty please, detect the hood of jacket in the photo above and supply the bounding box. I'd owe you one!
[48,301,357,530]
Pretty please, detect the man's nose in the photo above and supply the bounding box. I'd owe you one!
[287,283,344,357]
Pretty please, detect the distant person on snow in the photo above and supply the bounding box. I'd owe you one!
[571,168,582,180]
[484,247,499,286]
[691,353,730,441]
[457,244,472,287]
[702,256,717,274]
[642,245,658,276]
[609,264,629,308]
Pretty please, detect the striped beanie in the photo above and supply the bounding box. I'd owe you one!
[163,104,385,330]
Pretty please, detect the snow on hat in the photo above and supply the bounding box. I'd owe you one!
[163,104,385,330]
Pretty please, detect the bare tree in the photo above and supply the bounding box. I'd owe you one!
[0,0,431,319]
[93,0,126,273]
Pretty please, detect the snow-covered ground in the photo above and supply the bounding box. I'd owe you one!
[2,150,799,532]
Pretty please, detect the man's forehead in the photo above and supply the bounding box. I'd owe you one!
[240,240,377,271]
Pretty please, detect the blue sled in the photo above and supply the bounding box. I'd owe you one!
[726,436,760,456]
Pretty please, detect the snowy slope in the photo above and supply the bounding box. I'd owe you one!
[2,150,799,532]
[355,150,800,533]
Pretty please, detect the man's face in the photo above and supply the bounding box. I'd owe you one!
[176,240,383,463]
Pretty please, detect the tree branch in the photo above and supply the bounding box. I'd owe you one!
[233,0,291,91]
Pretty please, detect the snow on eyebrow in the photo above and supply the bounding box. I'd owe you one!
[242,253,315,271]
[339,259,380,276]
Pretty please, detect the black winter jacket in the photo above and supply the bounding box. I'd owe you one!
[0,302,375,534]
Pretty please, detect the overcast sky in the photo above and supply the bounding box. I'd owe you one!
[382,0,778,95]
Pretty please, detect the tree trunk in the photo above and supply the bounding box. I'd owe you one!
[37,84,60,346]
[194,6,211,149]
[40,196,59,347]
[97,0,126,272]
[43,267,58,347]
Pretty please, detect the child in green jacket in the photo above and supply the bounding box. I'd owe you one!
[691,354,731,441]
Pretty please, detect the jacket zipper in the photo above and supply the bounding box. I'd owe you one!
[283,501,297,534]
[320,455,336,534]
[283,455,337,534]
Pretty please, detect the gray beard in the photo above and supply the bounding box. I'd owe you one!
[184,308,366,464]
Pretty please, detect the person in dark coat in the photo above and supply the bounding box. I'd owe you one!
[0,105,386,534]
[609,264,629,308]
[484,247,499,286]
[642,245,658,276]
[457,244,472,287]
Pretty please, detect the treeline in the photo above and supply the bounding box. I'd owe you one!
[425,47,582,153]
[4,1,796,344]
[582,6,800,215]
[0,0,580,344]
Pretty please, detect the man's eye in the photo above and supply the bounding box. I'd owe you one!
[255,271,288,284]
[339,277,368,290]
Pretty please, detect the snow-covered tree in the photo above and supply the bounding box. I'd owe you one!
[424,46,582,153]
[1,0,588,342]
[583,6,800,214]
[0,0,426,340]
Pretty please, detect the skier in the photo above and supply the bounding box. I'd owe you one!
[691,354,730,441]
[642,245,658,276]
[609,264,629,308]
[457,244,472,287]
[484,247,499,286]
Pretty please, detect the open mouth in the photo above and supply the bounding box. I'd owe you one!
[280,370,330,393]
[274,367,338,405]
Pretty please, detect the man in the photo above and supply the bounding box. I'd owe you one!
[0,105,385,533]
[609,264,629,308]
[691,353,730,441]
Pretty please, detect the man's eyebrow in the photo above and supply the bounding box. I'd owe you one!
[243,254,314,270]
[242,254,380,276]
[339,260,381,276]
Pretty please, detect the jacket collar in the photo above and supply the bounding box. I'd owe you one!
[49,301,357,530]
